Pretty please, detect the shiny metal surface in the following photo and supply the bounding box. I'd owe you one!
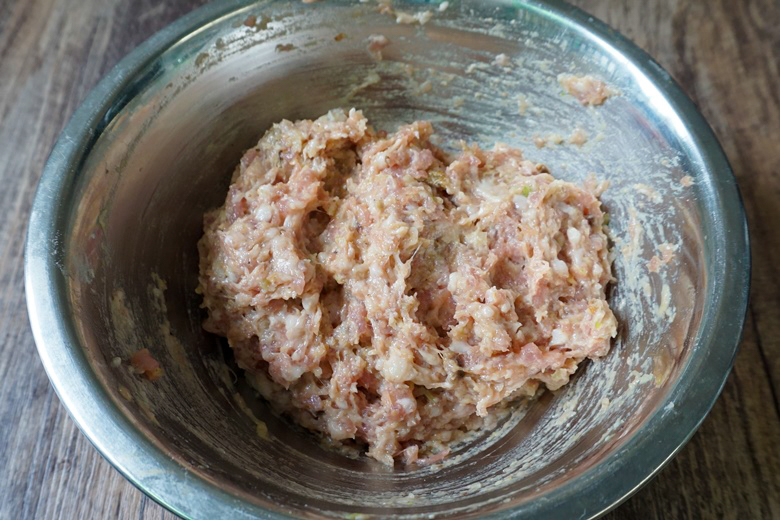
[25,0,750,518]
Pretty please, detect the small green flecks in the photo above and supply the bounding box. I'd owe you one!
[522,185,532,197]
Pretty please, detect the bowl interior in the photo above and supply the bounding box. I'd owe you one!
[57,0,734,518]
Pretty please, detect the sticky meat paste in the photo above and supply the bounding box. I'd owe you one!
[198,109,617,465]
[558,73,616,106]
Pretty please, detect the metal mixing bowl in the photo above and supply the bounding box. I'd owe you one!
[25,0,750,518]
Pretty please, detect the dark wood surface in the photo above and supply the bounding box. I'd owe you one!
[1,0,778,518]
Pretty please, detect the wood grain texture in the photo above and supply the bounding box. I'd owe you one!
[0,0,777,518]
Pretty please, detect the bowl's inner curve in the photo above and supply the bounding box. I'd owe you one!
[65,1,714,517]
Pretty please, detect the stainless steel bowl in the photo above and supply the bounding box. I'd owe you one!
[25,1,750,518]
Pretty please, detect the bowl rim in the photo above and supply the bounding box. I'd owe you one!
[25,0,751,518]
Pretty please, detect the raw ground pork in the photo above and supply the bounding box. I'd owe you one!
[198,109,617,465]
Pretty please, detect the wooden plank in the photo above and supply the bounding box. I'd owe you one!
[0,0,777,518]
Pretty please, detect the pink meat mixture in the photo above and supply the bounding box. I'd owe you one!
[198,109,617,465]
[558,73,617,106]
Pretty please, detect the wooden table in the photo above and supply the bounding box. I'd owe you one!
[2,1,778,518]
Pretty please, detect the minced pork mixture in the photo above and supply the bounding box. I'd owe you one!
[198,109,617,465]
